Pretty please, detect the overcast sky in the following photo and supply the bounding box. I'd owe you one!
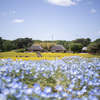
[0,0,100,41]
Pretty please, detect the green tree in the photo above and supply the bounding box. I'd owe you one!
[64,41,70,50]
[2,40,13,51]
[0,37,3,52]
[13,39,23,49]
[68,43,83,53]
[56,40,66,46]
[73,38,91,46]
[87,42,100,53]
[33,40,42,43]
[94,38,100,43]
[13,38,33,49]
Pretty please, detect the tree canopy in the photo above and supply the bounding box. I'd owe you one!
[87,38,100,53]
[0,37,99,53]
[68,43,83,53]
[73,38,91,46]
[2,40,13,51]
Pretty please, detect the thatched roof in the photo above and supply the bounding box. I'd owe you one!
[28,45,44,50]
[82,47,87,51]
[51,45,66,51]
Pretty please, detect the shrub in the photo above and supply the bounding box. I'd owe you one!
[16,49,25,53]
[68,43,83,53]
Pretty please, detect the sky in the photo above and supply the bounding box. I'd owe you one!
[0,0,100,41]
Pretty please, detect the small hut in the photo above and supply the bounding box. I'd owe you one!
[51,45,66,53]
[28,45,44,52]
[82,47,87,53]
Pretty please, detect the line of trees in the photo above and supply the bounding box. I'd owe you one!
[54,38,91,53]
[0,37,33,52]
[0,37,100,53]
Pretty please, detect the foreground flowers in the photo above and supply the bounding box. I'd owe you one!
[0,56,100,100]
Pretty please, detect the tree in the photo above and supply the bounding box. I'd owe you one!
[68,43,83,53]
[94,38,100,43]
[64,41,70,50]
[13,39,23,49]
[33,40,42,43]
[73,38,91,46]
[13,38,33,49]
[22,38,33,47]
[2,40,13,51]
[0,37,3,52]
[56,40,66,46]
[87,42,100,53]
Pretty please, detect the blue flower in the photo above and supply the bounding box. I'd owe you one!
[2,88,9,95]
[33,83,41,91]
[5,77,11,83]
[61,91,68,97]
[13,77,19,82]
[88,81,93,85]
[89,95,99,100]
[43,87,52,93]
[12,82,19,89]
[67,87,73,92]
[55,85,63,91]
[9,88,16,94]
[52,93,60,98]
[22,84,28,89]
[69,83,75,88]
[15,92,22,98]
[39,92,47,98]
[33,83,41,94]
[75,91,82,95]
[81,89,87,93]
[15,69,20,73]
[0,94,7,100]
[24,88,33,95]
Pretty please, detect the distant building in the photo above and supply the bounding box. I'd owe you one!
[51,45,66,53]
[28,45,44,52]
[82,46,87,53]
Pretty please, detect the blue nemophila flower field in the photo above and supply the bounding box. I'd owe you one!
[0,56,100,100]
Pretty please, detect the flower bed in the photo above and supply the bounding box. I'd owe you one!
[0,56,100,100]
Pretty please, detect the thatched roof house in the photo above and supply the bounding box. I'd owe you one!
[28,45,44,52]
[82,47,87,53]
[51,45,66,53]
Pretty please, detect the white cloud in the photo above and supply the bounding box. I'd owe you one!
[44,0,79,6]
[95,31,100,35]
[90,8,97,13]
[11,10,16,14]
[11,19,25,23]
[2,10,16,15]
[97,31,100,35]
